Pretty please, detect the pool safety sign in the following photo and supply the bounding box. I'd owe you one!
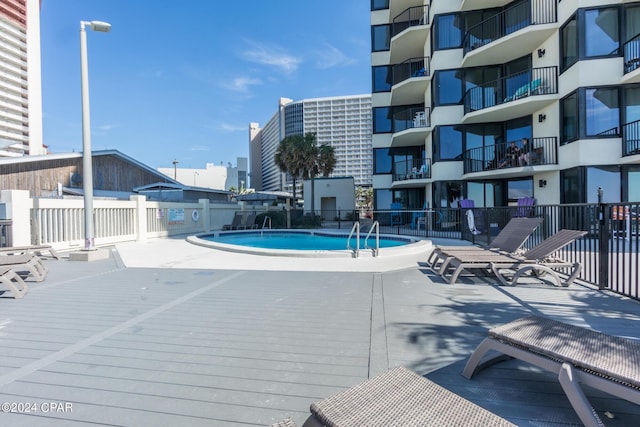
[168,208,185,225]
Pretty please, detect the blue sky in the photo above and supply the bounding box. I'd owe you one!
[40,1,371,170]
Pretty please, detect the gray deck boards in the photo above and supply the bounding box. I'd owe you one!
[0,247,639,426]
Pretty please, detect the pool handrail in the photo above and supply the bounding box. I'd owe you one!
[364,221,380,257]
[347,222,360,258]
[261,216,272,229]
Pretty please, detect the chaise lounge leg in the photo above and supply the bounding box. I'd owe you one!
[558,363,605,427]
[1,271,28,299]
[462,338,512,379]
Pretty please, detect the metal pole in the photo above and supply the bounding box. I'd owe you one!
[80,22,95,250]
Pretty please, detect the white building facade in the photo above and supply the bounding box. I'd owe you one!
[370,0,640,212]
[0,0,44,157]
[158,158,248,191]
[250,95,373,194]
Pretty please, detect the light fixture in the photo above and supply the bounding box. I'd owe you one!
[80,19,111,250]
[537,48,546,58]
[538,179,547,188]
[538,114,546,123]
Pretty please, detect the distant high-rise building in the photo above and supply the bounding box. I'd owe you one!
[0,0,44,157]
[249,95,372,194]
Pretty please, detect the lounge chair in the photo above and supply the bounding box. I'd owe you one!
[222,212,243,230]
[513,196,535,217]
[439,229,587,286]
[0,253,48,282]
[0,244,61,260]
[462,315,640,427]
[237,212,257,230]
[297,366,515,426]
[0,267,29,299]
[428,217,543,272]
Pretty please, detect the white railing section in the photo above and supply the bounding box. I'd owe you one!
[347,221,360,258]
[364,221,380,257]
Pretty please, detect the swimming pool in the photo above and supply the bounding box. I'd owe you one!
[187,230,429,258]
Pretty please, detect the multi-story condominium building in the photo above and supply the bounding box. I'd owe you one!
[249,95,373,195]
[370,0,640,213]
[0,0,44,157]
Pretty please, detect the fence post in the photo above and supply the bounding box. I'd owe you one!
[199,199,210,233]
[597,189,609,290]
[130,195,147,243]
[0,190,31,246]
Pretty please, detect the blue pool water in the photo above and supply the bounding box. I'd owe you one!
[202,232,408,251]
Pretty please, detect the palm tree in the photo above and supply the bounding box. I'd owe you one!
[274,135,304,206]
[274,133,337,216]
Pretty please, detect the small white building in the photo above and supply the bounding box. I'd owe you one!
[303,177,355,220]
[158,158,248,191]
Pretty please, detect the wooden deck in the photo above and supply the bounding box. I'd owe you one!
[0,243,639,426]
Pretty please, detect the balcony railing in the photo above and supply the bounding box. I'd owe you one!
[393,157,432,182]
[392,56,430,86]
[462,0,556,55]
[623,33,640,75]
[392,5,429,37]
[463,66,558,114]
[623,119,640,156]
[463,137,558,174]
[392,106,430,133]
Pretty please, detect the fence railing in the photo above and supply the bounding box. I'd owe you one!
[463,66,558,114]
[392,5,429,37]
[462,0,556,54]
[622,119,640,156]
[623,33,640,75]
[393,157,432,182]
[463,137,558,173]
[392,56,430,86]
[392,106,430,133]
[366,203,640,300]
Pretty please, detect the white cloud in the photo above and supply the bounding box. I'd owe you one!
[314,43,356,69]
[218,122,246,133]
[241,39,301,75]
[97,124,118,131]
[221,76,262,98]
[189,145,210,152]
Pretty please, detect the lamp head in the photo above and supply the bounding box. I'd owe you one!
[90,21,111,32]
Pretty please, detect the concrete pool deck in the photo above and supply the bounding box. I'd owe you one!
[0,236,639,426]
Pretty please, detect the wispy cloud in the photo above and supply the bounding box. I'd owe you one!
[97,124,118,132]
[221,76,262,96]
[218,122,246,133]
[240,39,301,75]
[189,145,210,152]
[313,43,356,69]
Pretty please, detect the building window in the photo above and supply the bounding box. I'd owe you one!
[561,92,579,144]
[584,8,619,58]
[587,166,620,202]
[433,181,462,208]
[371,24,391,52]
[561,167,583,204]
[373,148,392,174]
[560,16,578,71]
[373,188,393,210]
[623,165,640,202]
[371,0,389,11]
[434,125,463,161]
[372,65,392,93]
[585,87,619,136]
[433,13,462,50]
[434,70,463,105]
[508,178,534,202]
[373,107,392,133]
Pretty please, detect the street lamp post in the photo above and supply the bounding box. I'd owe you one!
[80,20,111,250]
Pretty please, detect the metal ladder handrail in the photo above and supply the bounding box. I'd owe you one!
[346,221,360,258]
[261,216,272,229]
[364,221,380,257]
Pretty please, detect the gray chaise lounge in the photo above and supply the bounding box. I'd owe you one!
[270,367,515,427]
[463,315,640,427]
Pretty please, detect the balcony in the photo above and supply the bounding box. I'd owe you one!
[462,66,558,124]
[461,0,557,68]
[391,56,430,105]
[392,157,432,185]
[463,137,558,175]
[390,5,429,64]
[622,33,640,84]
[460,0,512,11]
[622,120,640,157]
[391,107,431,148]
